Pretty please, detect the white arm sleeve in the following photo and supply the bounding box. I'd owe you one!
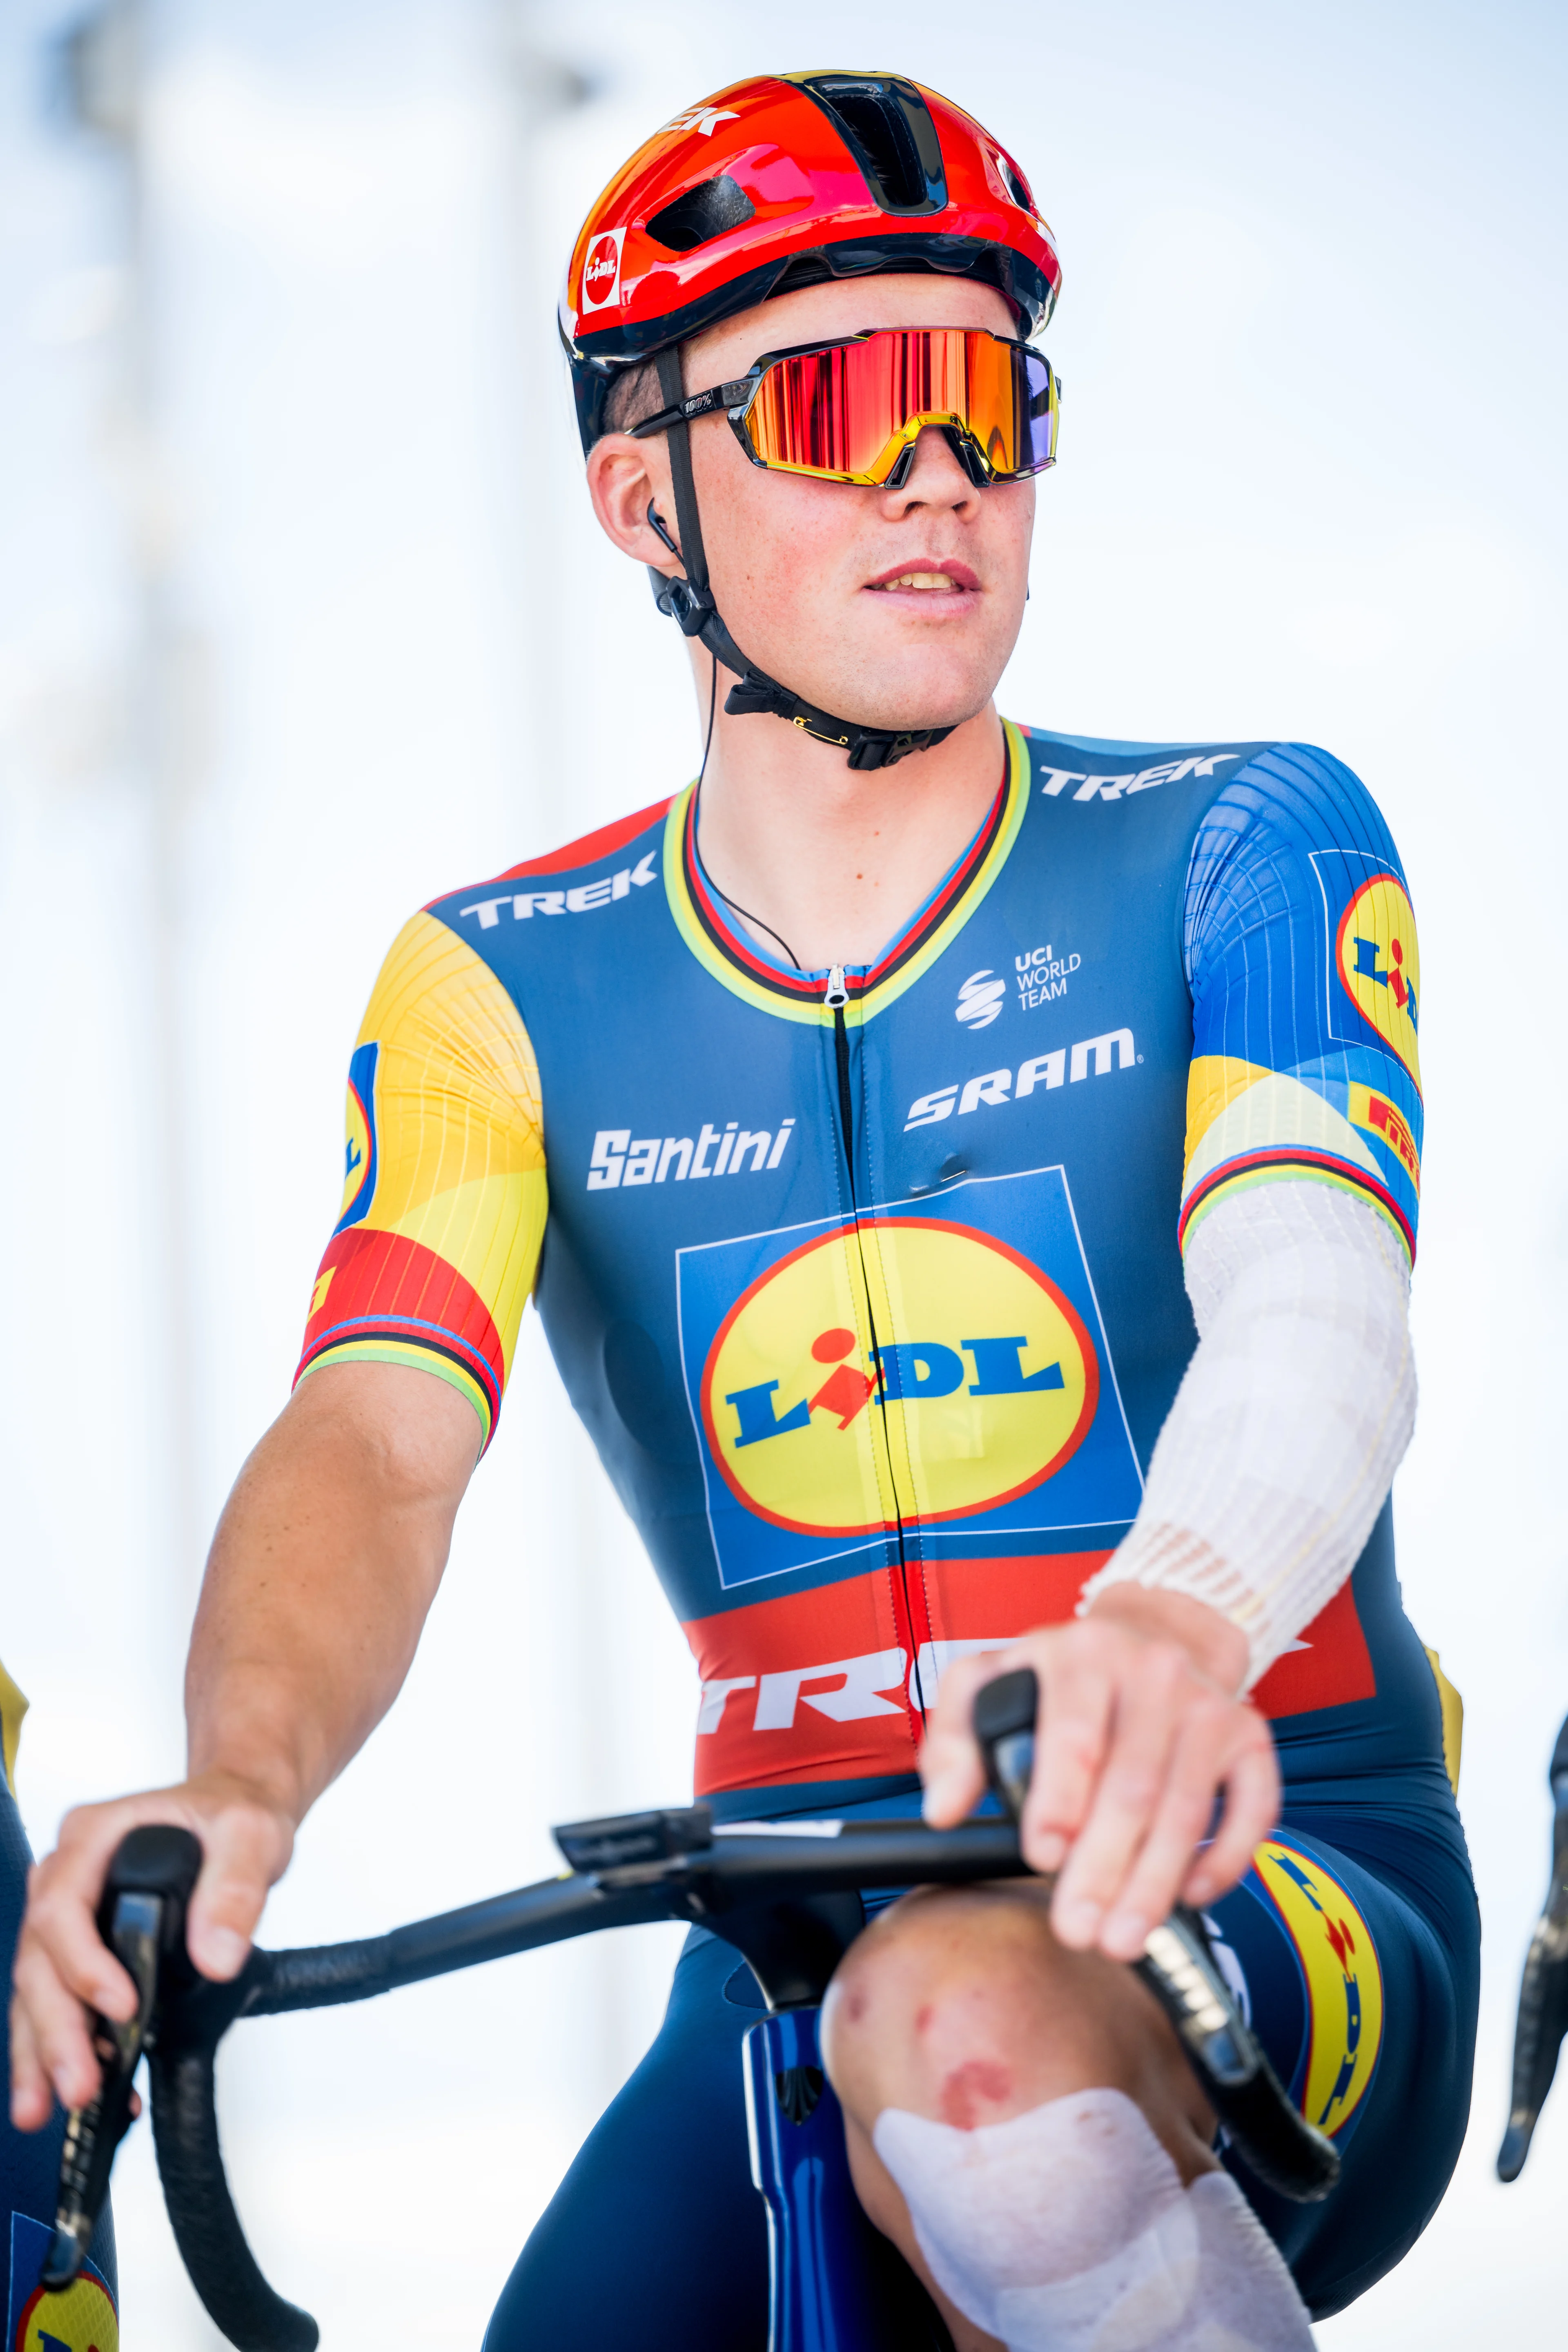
[1078,1180,1416,1689]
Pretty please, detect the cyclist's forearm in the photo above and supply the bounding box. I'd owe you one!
[1082,1182,1413,1686]
[185,1364,481,1823]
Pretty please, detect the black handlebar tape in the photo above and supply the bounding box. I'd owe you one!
[150,2043,318,2352]
[1551,1711,1568,1803]
[1133,1915,1339,2202]
[42,1825,203,2292]
[969,1668,1340,2204]
[1498,1709,1568,2181]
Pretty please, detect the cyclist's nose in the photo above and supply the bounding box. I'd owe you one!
[878,423,982,514]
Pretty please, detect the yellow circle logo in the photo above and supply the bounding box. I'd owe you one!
[16,2272,118,2352]
[700,1218,1098,1535]
[1336,874,1420,1086]
[1254,1838,1384,2136]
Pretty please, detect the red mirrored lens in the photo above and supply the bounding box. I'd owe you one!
[743,328,1056,482]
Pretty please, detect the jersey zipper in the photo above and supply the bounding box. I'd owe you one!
[822,965,933,1746]
[824,966,853,1174]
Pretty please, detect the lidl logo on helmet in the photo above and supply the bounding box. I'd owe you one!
[676,1168,1143,1589]
[581,227,625,313]
[956,969,1006,1029]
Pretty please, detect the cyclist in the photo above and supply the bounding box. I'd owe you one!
[1,1663,118,2350]
[11,72,1477,2348]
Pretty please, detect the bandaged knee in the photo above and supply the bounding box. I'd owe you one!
[873,2087,1313,2350]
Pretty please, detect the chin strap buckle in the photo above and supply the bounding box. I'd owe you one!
[723,671,949,771]
[653,574,716,638]
[844,729,949,772]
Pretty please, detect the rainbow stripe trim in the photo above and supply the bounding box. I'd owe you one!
[1178,1151,1415,1263]
[663,718,1031,1026]
[294,1227,508,1445]
[296,1332,495,1440]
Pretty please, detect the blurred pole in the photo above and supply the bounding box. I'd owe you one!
[495,4,663,2105]
[60,0,205,1681]
[497,7,593,826]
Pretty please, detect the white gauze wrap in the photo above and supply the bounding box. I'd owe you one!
[874,2087,1313,2352]
[1079,1180,1415,1687]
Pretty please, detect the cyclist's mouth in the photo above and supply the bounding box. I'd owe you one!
[865,561,980,605]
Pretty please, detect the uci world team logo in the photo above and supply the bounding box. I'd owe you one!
[677,1167,1144,1589]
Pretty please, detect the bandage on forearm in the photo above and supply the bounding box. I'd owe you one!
[874,2086,1313,2350]
[1080,1180,1416,1688]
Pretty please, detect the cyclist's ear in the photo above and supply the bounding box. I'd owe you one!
[586,430,679,572]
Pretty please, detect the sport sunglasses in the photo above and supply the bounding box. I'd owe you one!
[632,324,1060,488]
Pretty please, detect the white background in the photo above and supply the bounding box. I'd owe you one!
[1,0,1565,2342]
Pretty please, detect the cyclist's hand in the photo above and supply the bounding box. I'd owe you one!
[918,1586,1279,1963]
[9,1771,294,2129]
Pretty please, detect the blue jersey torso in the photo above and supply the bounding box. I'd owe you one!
[419,719,1443,1817]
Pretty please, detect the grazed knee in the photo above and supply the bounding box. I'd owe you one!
[822,1884,1146,2136]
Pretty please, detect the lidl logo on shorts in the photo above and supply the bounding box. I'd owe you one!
[334,1040,379,1234]
[677,1166,1143,1588]
[7,2213,118,2352]
[1253,1839,1384,2136]
[1313,854,1421,1089]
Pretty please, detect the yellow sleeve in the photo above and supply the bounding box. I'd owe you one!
[0,1655,27,1795]
[295,911,547,1443]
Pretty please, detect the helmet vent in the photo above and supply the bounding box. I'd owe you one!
[646,174,756,254]
[996,153,1036,214]
[795,74,947,215]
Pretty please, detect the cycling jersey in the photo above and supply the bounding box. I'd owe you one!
[298,717,1474,2325]
[298,718,1439,1819]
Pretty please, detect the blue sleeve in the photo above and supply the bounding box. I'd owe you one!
[1178,743,1422,1260]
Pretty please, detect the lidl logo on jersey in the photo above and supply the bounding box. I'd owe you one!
[334,1040,379,1234]
[1313,852,1421,1089]
[7,2213,118,2352]
[676,1167,1143,1588]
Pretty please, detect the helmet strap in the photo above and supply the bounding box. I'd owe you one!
[644,348,954,773]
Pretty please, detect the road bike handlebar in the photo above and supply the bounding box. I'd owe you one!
[40,1673,1339,2350]
[973,1670,1339,2201]
[1498,1709,1568,2181]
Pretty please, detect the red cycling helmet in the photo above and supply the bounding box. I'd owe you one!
[561,73,1061,770]
[562,72,1060,450]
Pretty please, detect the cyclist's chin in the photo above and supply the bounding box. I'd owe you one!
[741,628,1007,742]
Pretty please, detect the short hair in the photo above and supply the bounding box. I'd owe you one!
[600,356,666,441]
